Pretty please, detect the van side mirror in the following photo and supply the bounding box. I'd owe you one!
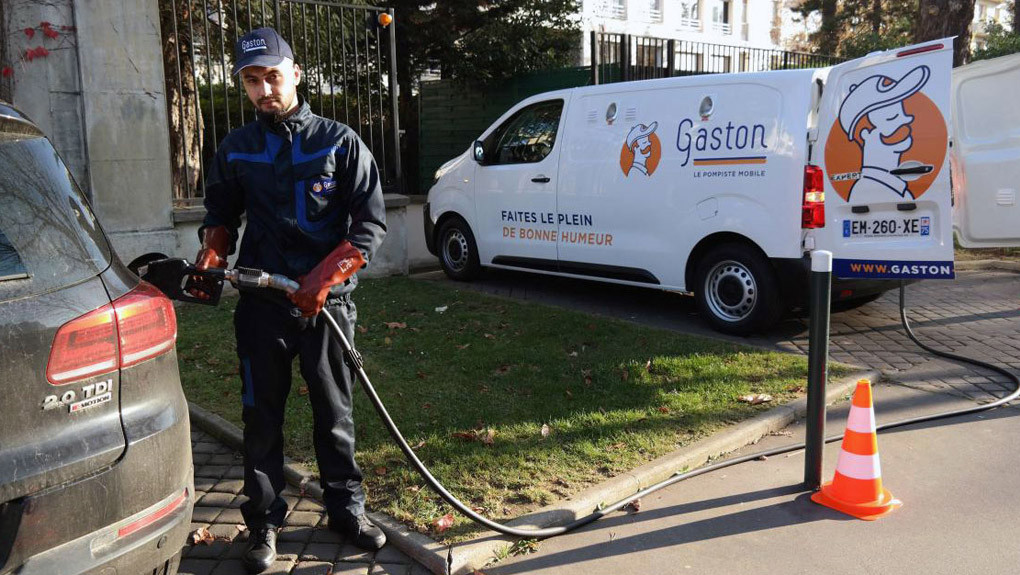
[473,140,485,164]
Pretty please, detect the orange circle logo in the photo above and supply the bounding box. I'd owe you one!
[825,65,947,203]
[620,122,662,177]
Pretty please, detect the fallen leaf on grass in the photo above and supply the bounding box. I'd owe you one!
[456,343,471,350]
[481,428,496,445]
[411,440,426,450]
[568,351,579,357]
[375,466,388,475]
[191,527,214,545]
[620,369,629,382]
[483,333,495,340]
[738,393,773,405]
[582,369,592,386]
[540,424,551,438]
[407,485,421,493]
[416,371,427,380]
[607,442,626,451]
[564,389,573,399]
[298,386,309,396]
[451,431,475,441]
[435,305,448,313]
[644,359,652,372]
[787,385,806,393]
[657,406,670,414]
[433,513,455,533]
[357,325,368,334]
[626,498,642,512]
[422,402,432,410]
[384,337,392,345]
[384,321,407,329]
[494,365,511,375]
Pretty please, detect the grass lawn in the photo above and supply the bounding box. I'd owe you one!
[176,276,844,541]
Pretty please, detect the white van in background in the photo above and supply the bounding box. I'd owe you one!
[424,41,1018,335]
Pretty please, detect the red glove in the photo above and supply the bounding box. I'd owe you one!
[188,225,230,300]
[288,241,366,316]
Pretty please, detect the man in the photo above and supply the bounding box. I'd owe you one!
[191,27,387,574]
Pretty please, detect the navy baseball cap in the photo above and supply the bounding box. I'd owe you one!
[232,27,294,75]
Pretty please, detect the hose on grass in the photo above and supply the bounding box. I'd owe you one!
[324,280,1020,538]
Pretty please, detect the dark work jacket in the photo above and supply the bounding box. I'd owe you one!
[201,97,387,298]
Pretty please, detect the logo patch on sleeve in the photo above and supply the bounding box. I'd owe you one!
[310,176,337,197]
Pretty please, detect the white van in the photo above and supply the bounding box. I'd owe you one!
[424,41,1019,334]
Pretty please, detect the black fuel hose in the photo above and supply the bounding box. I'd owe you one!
[320,280,1020,539]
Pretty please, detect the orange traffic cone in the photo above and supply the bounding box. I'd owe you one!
[811,379,901,520]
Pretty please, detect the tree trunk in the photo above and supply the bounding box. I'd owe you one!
[915,0,976,66]
[872,0,883,35]
[159,0,204,204]
[819,0,839,55]
[1013,0,1018,33]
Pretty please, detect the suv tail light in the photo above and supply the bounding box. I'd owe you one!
[47,281,177,385]
[114,282,177,367]
[802,165,825,229]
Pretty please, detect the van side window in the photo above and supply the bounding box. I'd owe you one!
[484,100,564,165]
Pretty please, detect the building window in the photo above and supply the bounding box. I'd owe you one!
[711,0,732,34]
[741,0,749,40]
[648,0,663,22]
[611,0,627,19]
[679,0,701,30]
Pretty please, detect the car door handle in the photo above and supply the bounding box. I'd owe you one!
[531,176,551,183]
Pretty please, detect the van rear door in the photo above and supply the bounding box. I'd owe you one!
[951,52,1020,248]
[812,39,955,279]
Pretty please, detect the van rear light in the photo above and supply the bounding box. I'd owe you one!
[113,282,177,368]
[47,305,118,385]
[802,165,826,229]
[46,281,177,385]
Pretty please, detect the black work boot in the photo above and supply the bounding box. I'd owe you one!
[330,513,386,550]
[242,527,277,573]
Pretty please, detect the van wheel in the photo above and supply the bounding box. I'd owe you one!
[694,244,783,335]
[437,217,481,281]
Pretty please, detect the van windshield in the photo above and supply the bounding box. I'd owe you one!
[0,134,111,302]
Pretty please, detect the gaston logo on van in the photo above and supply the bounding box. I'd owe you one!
[675,119,769,172]
[824,65,947,204]
[242,38,268,52]
[619,122,662,177]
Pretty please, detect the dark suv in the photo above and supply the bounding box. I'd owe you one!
[0,102,193,573]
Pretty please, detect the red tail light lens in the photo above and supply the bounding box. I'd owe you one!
[802,165,826,229]
[47,281,177,385]
[114,282,177,368]
[47,305,118,384]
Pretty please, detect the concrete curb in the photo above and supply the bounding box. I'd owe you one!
[955,259,1020,273]
[189,369,878,574]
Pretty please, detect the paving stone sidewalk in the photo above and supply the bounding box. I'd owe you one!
[179,430,427,575]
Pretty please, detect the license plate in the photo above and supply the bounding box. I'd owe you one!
[842,216,931,239]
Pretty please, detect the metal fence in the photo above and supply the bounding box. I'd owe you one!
[590,31,845,84]
[161,0,400,206]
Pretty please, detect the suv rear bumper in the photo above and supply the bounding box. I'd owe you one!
[1,352,194,575]
[11,482,193,575]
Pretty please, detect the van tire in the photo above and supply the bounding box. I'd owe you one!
[694,244,783,334]
[437,217,481,281]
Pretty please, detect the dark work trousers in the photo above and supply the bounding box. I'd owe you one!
[234,293,365,529]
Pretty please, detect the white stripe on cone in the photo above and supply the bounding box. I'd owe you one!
[835,451,882,480]
[846,405,877,434]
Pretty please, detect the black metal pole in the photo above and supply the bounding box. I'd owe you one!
[804,249,832,489]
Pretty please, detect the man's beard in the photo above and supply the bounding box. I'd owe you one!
[260,95,297,122]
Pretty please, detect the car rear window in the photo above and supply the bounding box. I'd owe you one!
[0,133,111,302]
